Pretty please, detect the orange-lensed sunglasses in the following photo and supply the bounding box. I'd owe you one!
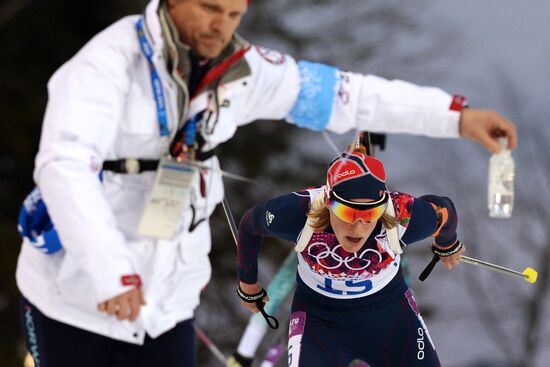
[328,192,388,223]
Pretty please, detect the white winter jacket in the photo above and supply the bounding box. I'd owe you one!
[16,0,462,344]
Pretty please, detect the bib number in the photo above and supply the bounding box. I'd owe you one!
[317,278,373,296]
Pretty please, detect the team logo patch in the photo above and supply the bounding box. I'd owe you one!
[255,46,286,65]
[266,211,275,226]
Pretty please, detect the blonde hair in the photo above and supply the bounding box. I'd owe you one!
[306,192,398,231]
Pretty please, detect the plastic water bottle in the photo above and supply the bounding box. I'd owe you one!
[488,137,515,218]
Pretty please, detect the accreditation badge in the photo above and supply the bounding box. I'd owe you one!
[137,157,198,239]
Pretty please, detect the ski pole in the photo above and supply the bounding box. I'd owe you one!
[179,159,256,184]
[420,253,538,284]
[222,197,239,245]
[460,255,538,283]
[194,324,228,365]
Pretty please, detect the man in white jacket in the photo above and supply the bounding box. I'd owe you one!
[16,0,517,366]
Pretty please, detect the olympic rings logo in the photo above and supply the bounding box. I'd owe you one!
[306,242,382,271]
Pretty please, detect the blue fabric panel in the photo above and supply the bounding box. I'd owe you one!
[18,188,62,255]
[288,61,339,131]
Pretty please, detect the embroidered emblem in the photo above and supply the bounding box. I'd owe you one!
[266,211,275,226]
[255,46,286,65]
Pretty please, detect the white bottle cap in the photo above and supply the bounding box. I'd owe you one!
[498,137,509,151]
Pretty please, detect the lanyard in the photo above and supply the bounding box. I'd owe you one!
[136,18,170,137]
[184,114,198,148]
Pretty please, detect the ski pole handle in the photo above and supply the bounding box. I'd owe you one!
[257,301,279,329]
[419,254,440,281]
[237,285,280,329]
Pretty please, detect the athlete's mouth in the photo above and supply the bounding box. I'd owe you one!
[345,236,363,244]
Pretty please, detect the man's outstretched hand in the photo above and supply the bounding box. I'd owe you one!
[460,109,517,153]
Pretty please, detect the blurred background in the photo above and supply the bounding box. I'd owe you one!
[1,0,548,366]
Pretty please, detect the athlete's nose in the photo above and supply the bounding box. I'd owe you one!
[350,217,368,226]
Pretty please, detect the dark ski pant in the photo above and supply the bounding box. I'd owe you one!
[288,275,441,367]
[20,297,197,367]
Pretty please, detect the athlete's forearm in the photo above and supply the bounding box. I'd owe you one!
[237,207,266,284]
